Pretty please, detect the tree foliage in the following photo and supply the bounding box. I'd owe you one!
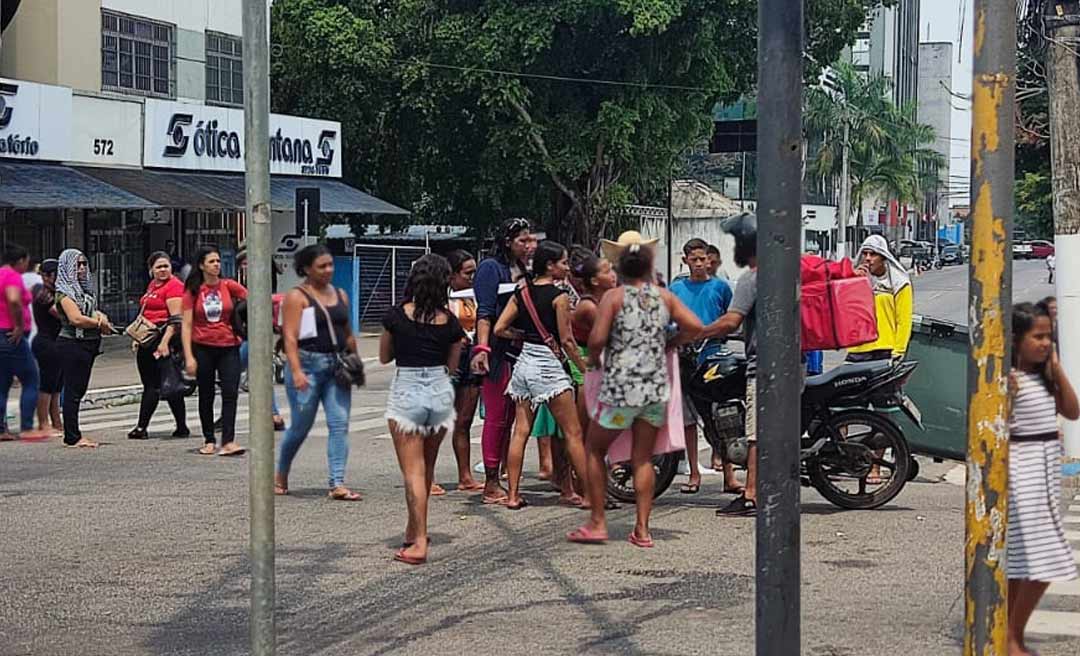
[271,0,889,243]
[805,62,945,230]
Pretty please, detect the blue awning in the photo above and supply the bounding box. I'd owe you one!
[0,161,156,209]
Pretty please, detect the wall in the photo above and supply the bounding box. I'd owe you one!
[0,0,60,85]
[100,0,241,34]
[917,42,953,160]
[69,93,143,168]
[56,0,100,92]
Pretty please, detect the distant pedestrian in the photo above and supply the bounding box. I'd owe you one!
[128,252,189,440]
[234,250,284,431]
[1039,296,1058,354]
[569,237,702,546]
[55,249,113,448]
[1047,252,1055,284]
[21,257,42,342]
[30,259,63,435]
[1006,302,1079,655]
[275,244,360,501]
[381,254,466,564]
[435,249,485,494]
[494,240,591,511]
[181,246,247,456]
[0,244,45,441]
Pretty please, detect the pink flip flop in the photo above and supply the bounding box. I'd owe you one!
[567,526,608,544]
[628,532,654,549]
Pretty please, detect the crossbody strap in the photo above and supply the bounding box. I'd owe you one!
[519,285,562,359]
[297,286,345,352]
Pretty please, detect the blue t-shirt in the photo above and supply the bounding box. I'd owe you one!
[671,277,733,360]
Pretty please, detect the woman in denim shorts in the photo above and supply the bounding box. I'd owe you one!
[568,238,701,547]
[381,254,466,565]
[493,241,590,510]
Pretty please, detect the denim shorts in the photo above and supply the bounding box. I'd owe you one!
[386,366,456,436]
[507,342,573,409]
[595,401,667,431]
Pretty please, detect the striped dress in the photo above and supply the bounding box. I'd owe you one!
[1007,371,1078,581]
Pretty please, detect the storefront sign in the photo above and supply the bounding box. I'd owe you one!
[69,95,142,168]
[143,99,342,177]
[0,77,72,161]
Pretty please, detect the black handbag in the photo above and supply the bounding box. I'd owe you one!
[159,352,188,400]
[303,287,365,388]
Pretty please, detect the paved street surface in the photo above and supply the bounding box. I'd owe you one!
[2,259,1077,655]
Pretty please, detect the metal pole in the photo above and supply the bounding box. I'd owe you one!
[964,0,1014,653]
[838,120,850,259]
[755,0,803,653]
[242,1,275,654]
[666,173,673,283]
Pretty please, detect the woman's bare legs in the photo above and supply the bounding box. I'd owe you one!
[580,420,621,537]
[390,421,443,562]
[1008,578,1051,655]
[629,420,661,543]
[546,391,588,502]
[451,385,482,490]
[504,402,535,509]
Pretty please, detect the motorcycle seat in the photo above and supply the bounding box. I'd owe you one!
[805,360,891,388]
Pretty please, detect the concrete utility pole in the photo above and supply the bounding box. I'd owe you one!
[755,0,803,653]
[838,120,851,259]
[1046,0,1080,457]
[242,0,275,654]
[964,0,1014,653]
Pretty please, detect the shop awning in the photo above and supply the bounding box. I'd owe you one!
[0,162,157,210]
[75,167,410,216]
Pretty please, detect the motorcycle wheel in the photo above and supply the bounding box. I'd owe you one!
[806,410,911,510]
[606,452,681,503]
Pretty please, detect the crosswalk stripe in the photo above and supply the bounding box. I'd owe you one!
[1071,505,1080,513]
[1027,610,1080,637]
[79,404,387,433]
[1067,516,1080,525]
[1049,579,1080,596]
[1067,530,1080,541]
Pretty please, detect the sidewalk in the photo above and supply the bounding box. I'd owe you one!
[5,333,385,409]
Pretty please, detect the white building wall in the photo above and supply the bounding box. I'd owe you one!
[100,0,242,35]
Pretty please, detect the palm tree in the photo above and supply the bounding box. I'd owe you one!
[806,63,945,245]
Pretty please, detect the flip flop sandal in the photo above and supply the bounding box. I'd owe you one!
[430,484,448,497]
[558,496,586,508]
[680,483,701,494]
[218,447,246,457]
[392,549,426,566]
[329,489,362,501]
[274,486,289,496]
[628,533,655,548]
[481,495,509,505]
[505,498,529,510]
[457,482,485,492]
[716,496,757,517]
[567,526,608,544]
[198,444,217,455]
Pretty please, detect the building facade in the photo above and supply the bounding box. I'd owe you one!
[852,0,921,109]
[0,0,406,321]
[917,41,953,242]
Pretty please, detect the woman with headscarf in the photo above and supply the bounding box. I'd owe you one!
[54,249,114,448]
[31,259,63,435]
[850,234,913,363]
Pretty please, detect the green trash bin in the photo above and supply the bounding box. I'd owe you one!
[900,315,968,462]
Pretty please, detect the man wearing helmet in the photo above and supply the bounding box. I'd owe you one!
[698,212,759,516]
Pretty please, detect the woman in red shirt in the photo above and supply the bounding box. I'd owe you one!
[128,252,189,440]
[181,246,247,456]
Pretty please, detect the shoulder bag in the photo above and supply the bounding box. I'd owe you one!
[125,296,160,347]
[518,285,566,365]
[300,287,365,388]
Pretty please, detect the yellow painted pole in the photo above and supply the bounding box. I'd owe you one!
[964,1,1014,654]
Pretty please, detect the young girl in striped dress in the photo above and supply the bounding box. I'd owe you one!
[1007,302,1079,655]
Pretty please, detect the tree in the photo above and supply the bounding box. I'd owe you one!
[272,0,892,244]
[806,62,944,241]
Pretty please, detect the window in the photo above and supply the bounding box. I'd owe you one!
[102,11,174,98]
[206,32,243,106]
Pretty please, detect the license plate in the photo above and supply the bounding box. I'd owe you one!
[901,395,922,425]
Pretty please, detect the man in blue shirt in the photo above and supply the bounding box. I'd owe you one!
[670,238,737,495]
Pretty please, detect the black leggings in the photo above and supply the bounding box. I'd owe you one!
[194,344,241,444]
[58,338,100,445]
[136,334,187,431]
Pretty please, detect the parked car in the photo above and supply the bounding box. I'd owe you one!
[1013,241,1034,259]
[938,244,963,266]
[1029,239,1055,259]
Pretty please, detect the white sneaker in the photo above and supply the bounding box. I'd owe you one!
[473,461,485,474]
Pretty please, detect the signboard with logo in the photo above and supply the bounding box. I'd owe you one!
[69,95,142,168]
[0,77,72,161]
[143,99,342,177]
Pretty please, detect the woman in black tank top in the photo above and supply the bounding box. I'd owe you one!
[277,245,360,502]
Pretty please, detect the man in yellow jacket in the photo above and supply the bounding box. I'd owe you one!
[849,234,913,362]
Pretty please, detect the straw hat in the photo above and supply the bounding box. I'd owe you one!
[599,230,659,261]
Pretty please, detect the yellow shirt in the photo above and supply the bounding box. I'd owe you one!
[848,283,913,357]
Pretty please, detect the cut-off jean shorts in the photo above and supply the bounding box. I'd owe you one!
[507,342,573,410]
[387,366,456,436]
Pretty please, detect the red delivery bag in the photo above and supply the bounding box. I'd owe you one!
[800,255,877,351]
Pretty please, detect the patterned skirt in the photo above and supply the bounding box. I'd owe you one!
[1007,438,1079,582]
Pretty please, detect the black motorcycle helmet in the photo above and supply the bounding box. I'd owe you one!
[720,211,757,268]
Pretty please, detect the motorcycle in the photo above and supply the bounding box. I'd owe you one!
[606,346,923,510]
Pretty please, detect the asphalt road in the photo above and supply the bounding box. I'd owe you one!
[911,258,1055,323]
[1,259,1076,656]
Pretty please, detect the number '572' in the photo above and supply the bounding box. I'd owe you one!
[93,139,114,156]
